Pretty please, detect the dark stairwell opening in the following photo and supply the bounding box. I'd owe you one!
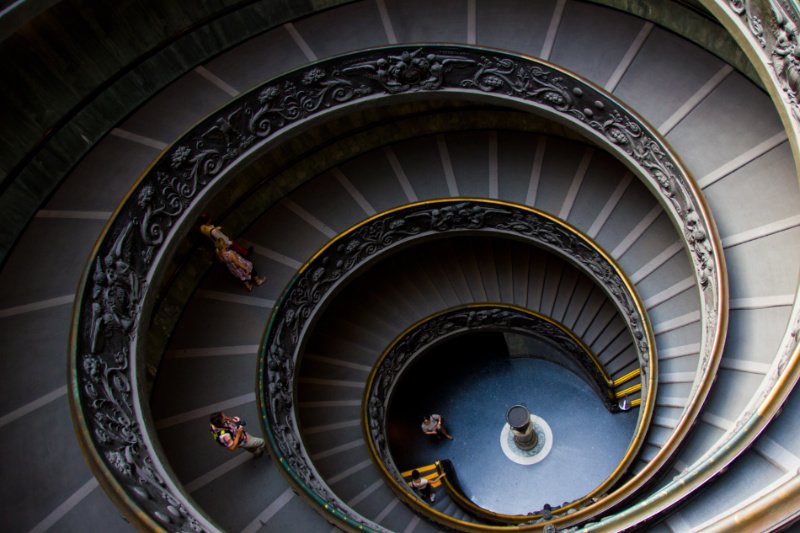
[387,330,639,515]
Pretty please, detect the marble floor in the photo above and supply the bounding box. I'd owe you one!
[387,332,639,514]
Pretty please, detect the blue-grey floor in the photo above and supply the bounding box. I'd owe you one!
[388,333,639,514]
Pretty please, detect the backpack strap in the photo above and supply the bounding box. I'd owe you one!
[210,424,229,444]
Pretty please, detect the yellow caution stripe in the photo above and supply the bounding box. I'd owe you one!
[400,463,443,487]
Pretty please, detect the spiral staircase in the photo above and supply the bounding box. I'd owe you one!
[2,0,800,531]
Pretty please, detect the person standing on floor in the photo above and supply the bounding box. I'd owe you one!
[421,413,453,440]
[215,238,265,291]
[409,469,445,503]
[209,412,266,457]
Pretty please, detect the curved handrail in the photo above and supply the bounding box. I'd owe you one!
[262,199,657,531]
[436,460,522,524]
[362,298,649,530]
[69,45,723,531]
[434,460,582,525]
[363,303,622,415]
[577,0,800,529]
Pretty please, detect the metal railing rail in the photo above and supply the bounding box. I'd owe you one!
[577,1,800,529]
[68,45,725,531]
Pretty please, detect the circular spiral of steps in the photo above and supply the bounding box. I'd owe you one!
[2,1,800,532]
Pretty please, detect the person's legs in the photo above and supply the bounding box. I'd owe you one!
[420,483,433,502]
[241,435,267,457]
[252,270,265,286]
[437,426,453,440]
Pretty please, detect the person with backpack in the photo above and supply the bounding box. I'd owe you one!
[409,469,445,503]
[209,412,266,457]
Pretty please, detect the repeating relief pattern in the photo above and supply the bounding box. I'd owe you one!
[263,200,654,530]
[728,0,800,119]
[74,46,722,530]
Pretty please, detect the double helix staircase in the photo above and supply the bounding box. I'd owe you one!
[2,0,800,532]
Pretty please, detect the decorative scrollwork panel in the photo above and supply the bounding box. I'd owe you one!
[260,199,656,531]
[72,45,724,531]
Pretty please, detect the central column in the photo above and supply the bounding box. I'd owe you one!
[507,404,538,451]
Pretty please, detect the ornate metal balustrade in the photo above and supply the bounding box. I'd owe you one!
[376,306,622,413]
[262,200,655,531]
[363,304,643,527]
[69,45,725,531]
[577,1,800,529]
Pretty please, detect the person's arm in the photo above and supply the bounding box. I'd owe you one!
[422,425,438,435]
[225,426,245,451]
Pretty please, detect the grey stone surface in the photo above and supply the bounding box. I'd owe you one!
[634,249,694,302]
[166,295,271,350]
[338,149,411,213]
[476,0,557,56]
[293,0,388,57]
[567,150,633,230]
[644,283,700,328]
[594,181,659,255]
[151,352,257,419]
[677,450,783,528]
[667,73,784,179]
[189,448,294,532]
[724,307,792,367]
[298,403,361,429]
[550,0,646,85]
[203,24,310,94]
[0,397,94,532]
[49,480,135,533]
[45,134,159,212]
[724,227,800,300]
[0,217,104,308]
[289,169,369,232]
[704,368,767,421]
[0,304,70,414]
[259,494,332,533]
[391,136,451,200]
[244,202,331,264]
[614,26,724,128]
[530,136,584,215]
[447,130,492,198]
[704,141,799,238]
[384,0,468,43]
[654,321,702,351]
[120,70,234,144]
[494,131,540,205]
